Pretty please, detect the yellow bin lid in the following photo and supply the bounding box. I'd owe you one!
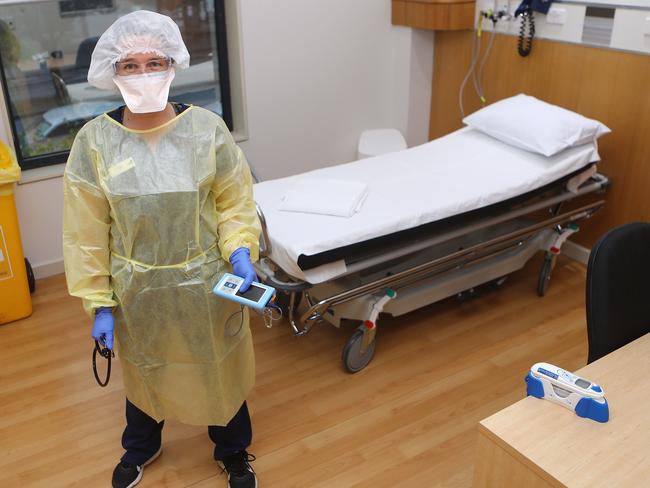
[0,140,20,194]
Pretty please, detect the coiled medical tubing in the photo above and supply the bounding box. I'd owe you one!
[458,10,499,118]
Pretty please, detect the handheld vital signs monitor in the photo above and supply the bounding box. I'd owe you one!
[213,273,276,310]
[525,362,609,423]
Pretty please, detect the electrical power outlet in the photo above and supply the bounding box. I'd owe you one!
[547,6,568,25]
[644,16,650,36]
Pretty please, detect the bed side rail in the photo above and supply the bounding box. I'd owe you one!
[255,202,272,258]
[296,199,605,331]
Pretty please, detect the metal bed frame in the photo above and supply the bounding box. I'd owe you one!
[253,169,609,372]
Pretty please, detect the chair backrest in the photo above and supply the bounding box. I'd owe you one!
[586,222,650,363]
[75,37,99,69]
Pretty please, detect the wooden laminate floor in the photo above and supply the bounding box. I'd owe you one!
[0,254,589,487]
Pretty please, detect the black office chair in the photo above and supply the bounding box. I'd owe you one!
[56,37,99,84]
[75,36,99,70]
[586,222,650,363]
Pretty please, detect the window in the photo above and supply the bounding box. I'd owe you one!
[0,0,232,170]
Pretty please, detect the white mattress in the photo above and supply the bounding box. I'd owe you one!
[253,127,600,284]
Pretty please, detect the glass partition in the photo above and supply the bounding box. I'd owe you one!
[0,0,230,169]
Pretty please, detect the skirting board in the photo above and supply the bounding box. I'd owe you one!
[33,258,65,280]
[562,240,591,266]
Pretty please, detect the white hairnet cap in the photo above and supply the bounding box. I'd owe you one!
[88,10,190,90]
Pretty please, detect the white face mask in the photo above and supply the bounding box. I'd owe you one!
[113,69,175,114]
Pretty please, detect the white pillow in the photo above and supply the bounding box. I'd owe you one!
[463,94,610,157]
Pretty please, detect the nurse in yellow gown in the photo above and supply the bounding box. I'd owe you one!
[62,10,261,488]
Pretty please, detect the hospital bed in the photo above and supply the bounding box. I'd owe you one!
[252,127,609,372]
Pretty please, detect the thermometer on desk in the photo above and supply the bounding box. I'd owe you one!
[525,362,609,423]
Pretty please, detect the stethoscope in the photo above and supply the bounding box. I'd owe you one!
[91,304,282,386]
[92,339,114,387]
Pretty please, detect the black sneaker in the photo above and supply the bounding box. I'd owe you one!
[218,450,258,488]
[111,448,162,488]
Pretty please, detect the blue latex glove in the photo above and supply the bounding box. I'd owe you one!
[229,247,257,293]
[93,307,114,350]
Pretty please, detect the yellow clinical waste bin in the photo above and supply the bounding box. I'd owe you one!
[0,140,32,324]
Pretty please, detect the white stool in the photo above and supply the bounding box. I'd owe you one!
[357,129,407,159]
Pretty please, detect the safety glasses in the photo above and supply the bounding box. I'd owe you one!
[114,57,173,76]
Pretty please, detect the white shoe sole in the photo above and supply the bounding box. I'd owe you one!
[124,447,162,488]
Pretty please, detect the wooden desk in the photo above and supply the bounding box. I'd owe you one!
[473,333,650,488]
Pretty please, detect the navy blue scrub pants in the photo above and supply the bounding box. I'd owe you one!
[121,398,252,465]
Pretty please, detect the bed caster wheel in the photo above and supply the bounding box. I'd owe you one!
[25,258,35,294]
[342,325,376,373]
[537,252,556,297]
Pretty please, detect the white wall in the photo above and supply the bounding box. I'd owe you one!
[3,0,434,278]
[14,176,64,278]
[236,0,432,180]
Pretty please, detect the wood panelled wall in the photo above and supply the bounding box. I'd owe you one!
[430,31,650,246]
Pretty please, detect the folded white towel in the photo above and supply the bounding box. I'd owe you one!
[278,178,369,218]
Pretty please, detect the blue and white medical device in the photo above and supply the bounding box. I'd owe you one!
[213,273,276,311]
[525,362,609,423]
